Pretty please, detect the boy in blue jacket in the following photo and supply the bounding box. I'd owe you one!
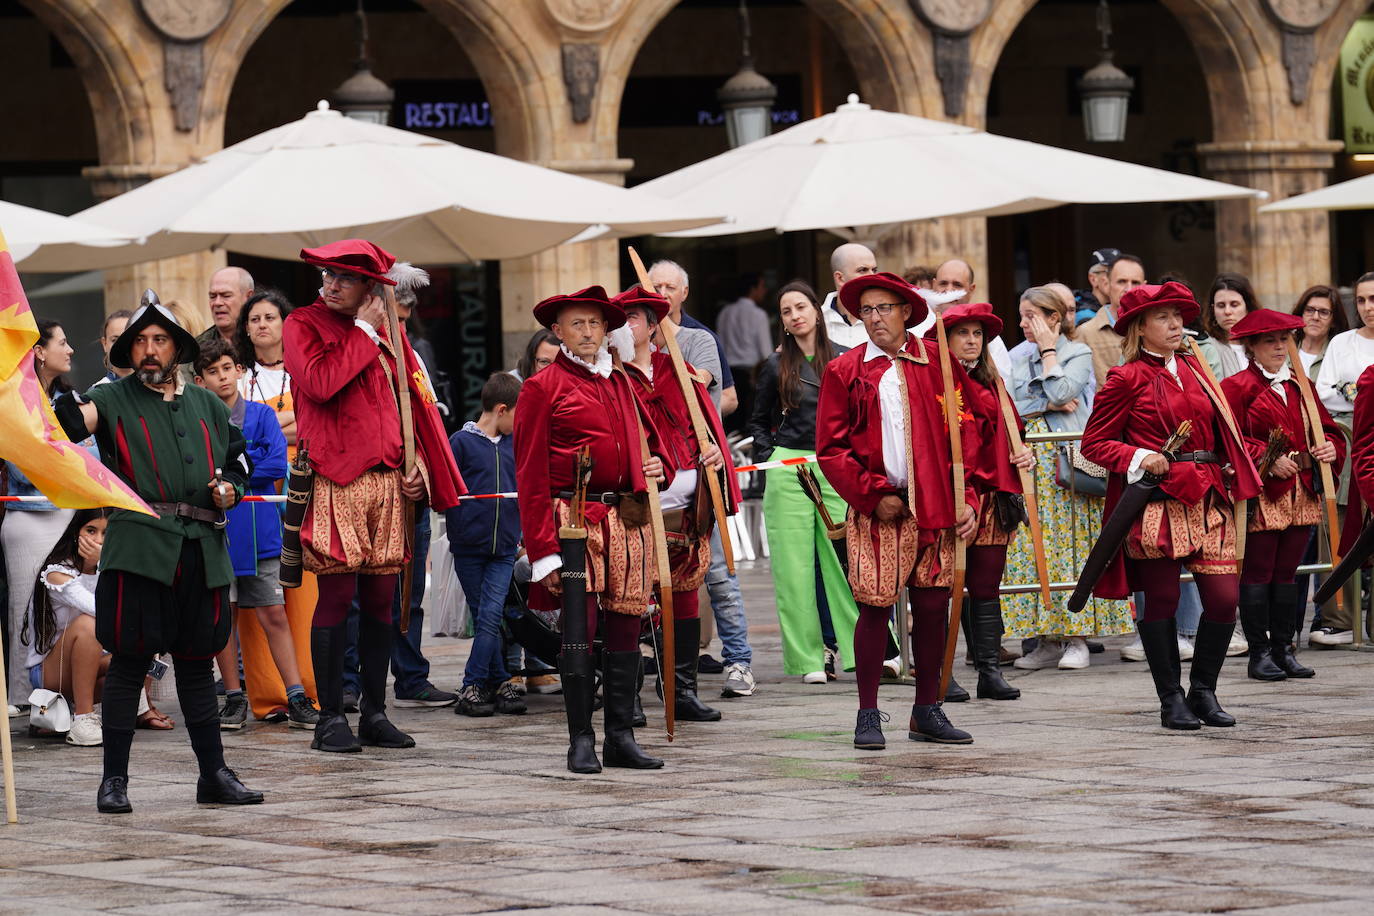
[195,338,318,730]
[448,373,523,717]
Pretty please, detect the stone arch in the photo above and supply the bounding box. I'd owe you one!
[596,0,942,139]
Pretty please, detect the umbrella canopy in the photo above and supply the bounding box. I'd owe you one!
[1,200,131,265]
[1258,173,1374,213]
[17,102,722,272]
[628,95,1264,239]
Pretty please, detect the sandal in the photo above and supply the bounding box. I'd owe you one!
[137,706,175,730]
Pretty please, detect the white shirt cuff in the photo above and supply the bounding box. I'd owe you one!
[530,553,562,582]
[353,317,381,344]
[1126,448,1153,485]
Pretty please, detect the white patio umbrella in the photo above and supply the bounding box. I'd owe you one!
[1,200,131,265]
[624,95,1263,239]
[1258,173,1374,213]
[17,101,722,272]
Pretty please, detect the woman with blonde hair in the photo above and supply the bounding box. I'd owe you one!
[1008,287,1133,671]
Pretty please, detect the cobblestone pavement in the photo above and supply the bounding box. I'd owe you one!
[4,559,1374,914]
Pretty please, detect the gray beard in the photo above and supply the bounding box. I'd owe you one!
[136,363,176,386]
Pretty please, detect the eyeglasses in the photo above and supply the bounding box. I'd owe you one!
[1303,306,1333,319]
[858,302,904,317]
[321,269,365,289]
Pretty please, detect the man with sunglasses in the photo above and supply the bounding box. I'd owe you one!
[283,240,464,754]
[815,272,982,751]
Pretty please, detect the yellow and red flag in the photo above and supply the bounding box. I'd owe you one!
[0,227,152,515]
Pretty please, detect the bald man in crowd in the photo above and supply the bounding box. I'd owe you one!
[915,258,1011,378]
[822,242,878,348]
[203,267,254,346]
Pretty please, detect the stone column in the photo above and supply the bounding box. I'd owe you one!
[873,216,988,288]
[1198,140,1345,308]
[498,157,631,368]
[83,164,224,329]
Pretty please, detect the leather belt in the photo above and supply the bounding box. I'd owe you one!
[1173,450,1219,464]
[150,501,222,525]
[557,490,624,505]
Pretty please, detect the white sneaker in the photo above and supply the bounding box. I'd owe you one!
[1013,640,1063,670]
[1227,630,1250,657]
[721,663,756,697]
[66,712,102,747]
[1309,627,1353,646]
[1058,638,1091,670]
[1120,635,1145,661]
[1177,633,1195,661]
[6,705,19,718]
[801,671,827,684]
[882,655,902,679]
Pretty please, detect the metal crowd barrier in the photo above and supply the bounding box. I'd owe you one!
[1012,426,1369,651]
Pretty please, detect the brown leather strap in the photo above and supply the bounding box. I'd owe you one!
[150,501,221,525]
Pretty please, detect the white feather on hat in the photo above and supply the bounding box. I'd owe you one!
[387,262,430,294]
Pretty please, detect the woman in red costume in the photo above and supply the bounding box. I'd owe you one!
[1220,309,1342,681]
[928,303,1033,700]
[1079,282,1261,730]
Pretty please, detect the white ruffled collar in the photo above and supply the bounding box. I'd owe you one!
[561,343,613,379]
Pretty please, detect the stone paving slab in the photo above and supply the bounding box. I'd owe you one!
[6,559,1374,912]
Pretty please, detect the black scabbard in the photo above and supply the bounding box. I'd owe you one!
[278,448,313,589]
[1067,473,1164,612]
[1314,520,1374,606]
[558,531,590,651]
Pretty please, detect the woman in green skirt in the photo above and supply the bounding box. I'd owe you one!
[749,281,860,683]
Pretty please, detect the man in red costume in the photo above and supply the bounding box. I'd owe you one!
[816,272,981,751]
[611,285,740,723]
[515,286,671,774]
[283,239,464,753]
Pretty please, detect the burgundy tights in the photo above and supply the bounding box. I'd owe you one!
[671,588,700,620]
[855,588,949,708]
[561,595,640,654]
[314,572,397,627]
[1131,557,1238,625]
[1241,526,1312,586]
[966,545,1008,600]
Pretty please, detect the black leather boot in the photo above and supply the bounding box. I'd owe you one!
[1138,619,1201,730]
[944,675,970,703]
[673,618,721,722]
[1187,619,1236,727]
[1239,583,1286,681]
[196,767,264,805]
[559,652,601,773]
[854,708,889,750]
[97,775,132,814]
[602,650,664,769]
[631,652,647,728]
[908,704,973,744]
[310,625,360,753]
[971,599,1020,700]
[1269,582,1314,678]
[357,616,415,748]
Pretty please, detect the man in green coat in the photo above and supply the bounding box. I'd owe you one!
[57,295,264,815]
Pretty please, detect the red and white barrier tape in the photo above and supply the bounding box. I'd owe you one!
[0,454,820,504]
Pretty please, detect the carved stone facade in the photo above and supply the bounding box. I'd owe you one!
[11,0,1373,359]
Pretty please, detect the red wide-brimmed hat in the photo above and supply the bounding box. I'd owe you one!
[611,285,670,322]
[1228,308,1303,340]
[926,301,1003,340]
[838,272,928,328]
[532,285,626,331]
[300,239,397,286]
[1113,281,1200,334]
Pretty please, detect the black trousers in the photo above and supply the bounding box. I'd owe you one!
[102,652,224,781]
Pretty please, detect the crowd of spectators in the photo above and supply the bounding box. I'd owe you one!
[5,240,1368,745]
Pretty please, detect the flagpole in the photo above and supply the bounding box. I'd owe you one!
[0,638,18,823]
